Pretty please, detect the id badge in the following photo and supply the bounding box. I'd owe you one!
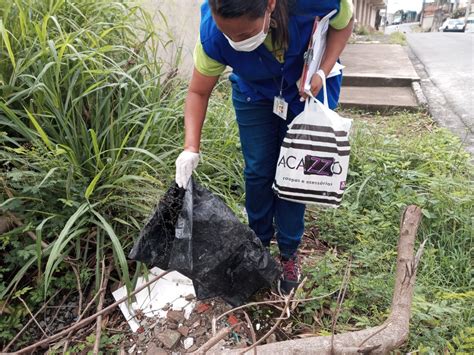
[273,96,288,120]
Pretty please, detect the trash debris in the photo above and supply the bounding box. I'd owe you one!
[128,344,136,354]
[167,310,185,323]
[178,326,189,337]
[156,329,181,349]
[227,314,240,329]
[145,343,167,355]
[183,337,194,350]
[112,267,195,332]
[196,303,211,314]
[129,179,281,306]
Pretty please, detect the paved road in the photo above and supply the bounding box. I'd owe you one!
[385,22,419,35]
[407,32,474,154]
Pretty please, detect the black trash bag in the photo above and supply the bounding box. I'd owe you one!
[129,178,281,306]
[128,184,185,271]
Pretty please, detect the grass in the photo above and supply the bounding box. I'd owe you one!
[298,111,473,353]
[355,25,370,36]
[389,31,407,45]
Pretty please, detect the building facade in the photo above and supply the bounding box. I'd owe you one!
[353,0,387,29]
[421,0,473,31]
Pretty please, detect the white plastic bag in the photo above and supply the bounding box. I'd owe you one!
[273,81,352,207]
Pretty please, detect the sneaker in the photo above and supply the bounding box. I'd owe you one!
[278,254,301,295]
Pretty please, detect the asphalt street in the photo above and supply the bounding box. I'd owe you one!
[407,32,474,153]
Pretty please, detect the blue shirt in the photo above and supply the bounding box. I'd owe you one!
[199,0,343,113]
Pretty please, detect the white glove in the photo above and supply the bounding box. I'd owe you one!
[175,150,200,188]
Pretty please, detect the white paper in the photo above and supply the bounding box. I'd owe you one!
[304,9,339,95]
[328,62,345,78]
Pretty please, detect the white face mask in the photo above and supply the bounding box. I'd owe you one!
[224,11,269,52]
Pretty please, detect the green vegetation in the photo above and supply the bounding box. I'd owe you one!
[0,1,241,348]
[0,0,242,347]
[1,0,168,346]
[355,25,370,36]
[1,0,472,353]
[300,112,473,353]
[389,31,408,45]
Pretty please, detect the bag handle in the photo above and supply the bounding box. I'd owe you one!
[305,69,328,109]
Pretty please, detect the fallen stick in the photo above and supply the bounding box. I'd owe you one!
[5,212,49,250]
[193,326,233,354]
[1,180,49,250]
[214,289,338,327]
[14,270,171,354]
[205,205,424,355]
[62,286,106,353]
[330,258,352,352]
[71,264,84,317]
[242,311,257,355]
[92,261,112,354]
[2,290,61,352]
[44,290,73,339]
[17,296,48,338]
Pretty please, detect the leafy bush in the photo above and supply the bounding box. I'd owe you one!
[0,0,188,345]
[0,0,244,346]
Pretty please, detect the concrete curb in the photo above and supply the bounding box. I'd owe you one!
[343,75,419,87]
[339,86,419,113]
[411,81,428,109]
[339,102,420,113]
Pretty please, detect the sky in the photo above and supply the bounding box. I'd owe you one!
[387,0,424,13]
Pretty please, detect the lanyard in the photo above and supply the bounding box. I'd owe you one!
[258,56,287,97]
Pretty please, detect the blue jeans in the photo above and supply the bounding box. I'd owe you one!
[232,88,306,258]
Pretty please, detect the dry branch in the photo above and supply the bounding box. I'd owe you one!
[93,261,113,354]
[17,296,49,338]
[6,212,49,249]
[2,290,61,352]
[194,326,233,354]
[243,311,257,355]
[205,205,423,355]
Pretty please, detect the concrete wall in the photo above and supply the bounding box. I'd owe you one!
[141,0,202,76]
[421,15,434,31]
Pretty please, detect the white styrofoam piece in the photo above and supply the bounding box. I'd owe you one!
[183,337,194,350]
[113,286,141,332]
[112,267,196,332]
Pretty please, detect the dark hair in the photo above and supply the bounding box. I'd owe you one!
[209,0,293,50]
